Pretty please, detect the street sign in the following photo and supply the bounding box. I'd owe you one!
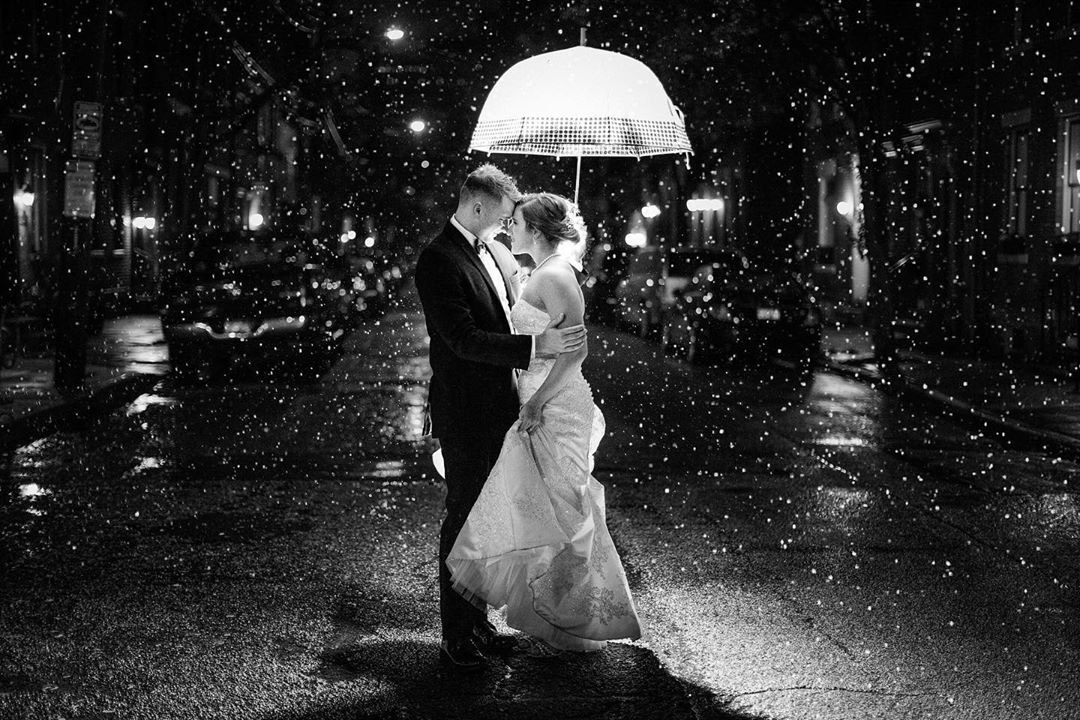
[72,101,103,159]
[63,160,96,218]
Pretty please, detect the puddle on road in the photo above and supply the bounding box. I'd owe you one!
[126,394,180,416]
[18,483,50,499]
[812,435,870,447]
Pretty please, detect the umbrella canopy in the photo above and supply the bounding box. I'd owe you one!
[469,46,691,159]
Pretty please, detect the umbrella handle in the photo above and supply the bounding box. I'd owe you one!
[574,155,582,204]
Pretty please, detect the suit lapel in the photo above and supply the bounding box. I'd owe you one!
[443,222,508,318]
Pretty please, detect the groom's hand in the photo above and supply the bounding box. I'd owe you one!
[535,312,586,358]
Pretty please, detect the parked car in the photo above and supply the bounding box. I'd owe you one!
[159,239,344,374]
[615,246,750,338]
[319,254,389,321]
[377,255,406,304]
[661,261,822,365]
[581,241,634,325]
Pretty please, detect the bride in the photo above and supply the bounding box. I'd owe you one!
[447,192,642,654]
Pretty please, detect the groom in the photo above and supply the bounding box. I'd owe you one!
[415,163,586,670]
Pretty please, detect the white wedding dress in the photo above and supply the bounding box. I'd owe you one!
[446,298,642,651]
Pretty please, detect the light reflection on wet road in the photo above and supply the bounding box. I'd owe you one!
[586,326,1079,720]
[0,295,1077,719]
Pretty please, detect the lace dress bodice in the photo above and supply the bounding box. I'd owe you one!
[511,298,589,405]
[510,296,554,335]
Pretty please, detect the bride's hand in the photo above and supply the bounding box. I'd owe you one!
[518,401,543,434]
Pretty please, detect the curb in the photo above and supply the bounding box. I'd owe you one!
[824,359,1080,457]
[0,372,161,451]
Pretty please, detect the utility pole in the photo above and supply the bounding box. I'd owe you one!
[0,125,19,310]
[53,0,111,392]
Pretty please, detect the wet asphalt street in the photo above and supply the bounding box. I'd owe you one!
[1,287,1078,720]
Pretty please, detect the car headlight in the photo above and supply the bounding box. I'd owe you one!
[278,289,307,308]
[710,305,731,321]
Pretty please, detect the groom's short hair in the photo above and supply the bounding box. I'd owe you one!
[460,163,521,204]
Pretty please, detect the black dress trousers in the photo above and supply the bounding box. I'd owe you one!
[438,431,507,643]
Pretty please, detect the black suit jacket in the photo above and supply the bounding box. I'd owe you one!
[415,221,532,440]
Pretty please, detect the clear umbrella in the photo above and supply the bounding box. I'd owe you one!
[469,38,692,203]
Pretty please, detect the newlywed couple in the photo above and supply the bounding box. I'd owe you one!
[415,164,642,671]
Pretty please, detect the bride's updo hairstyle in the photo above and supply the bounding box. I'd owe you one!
[517,192,588,269]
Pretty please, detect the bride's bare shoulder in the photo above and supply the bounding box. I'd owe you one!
[530,260,583,314]
[530,260,578,292]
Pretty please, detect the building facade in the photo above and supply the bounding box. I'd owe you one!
[988,3,1080,359]
[2,0,338,319]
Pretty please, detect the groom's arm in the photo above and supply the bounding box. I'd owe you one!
[416,249,531,369]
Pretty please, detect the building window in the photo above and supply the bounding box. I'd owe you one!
[1015,2,1080,42]
[1060,116,1080,234]
[1007,127,1030,237]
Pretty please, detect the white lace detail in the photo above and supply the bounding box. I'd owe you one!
[512,299,594,412]
[511,297,555,335]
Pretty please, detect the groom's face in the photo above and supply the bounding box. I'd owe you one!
[508,206,529,254]
[475,194,516,241]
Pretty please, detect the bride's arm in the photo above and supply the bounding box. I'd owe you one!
[519,267,587,431]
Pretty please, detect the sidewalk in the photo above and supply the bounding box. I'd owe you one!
[823,324,1080,454]
[0,315,168,449]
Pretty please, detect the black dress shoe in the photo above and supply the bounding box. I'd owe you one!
[439,638,487,671]
[472,621,517,654]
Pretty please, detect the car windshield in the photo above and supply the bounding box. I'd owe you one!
[669,250,745,278]
[163,260,303,292]
[749,270,803,292]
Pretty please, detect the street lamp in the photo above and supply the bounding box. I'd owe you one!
[641,203,661,219]
[409,119,427,133]
[248,212,264,230]
[836,200,853,218]
[385,27,405,41]
[13,190,35,209]
[686,198,724,212]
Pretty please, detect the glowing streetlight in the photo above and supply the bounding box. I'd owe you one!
[625,231,647,248]
[364,236,376,249]
[686,198,724,212]
[409,119,427,133]
[13,190,35,209]
[143,217,157,230]
[836,200,853,218]
[249,212,264,230]
[641,204,661,219]
[385,27,405,41]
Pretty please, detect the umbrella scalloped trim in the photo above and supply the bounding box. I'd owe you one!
[469,116,692,159]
